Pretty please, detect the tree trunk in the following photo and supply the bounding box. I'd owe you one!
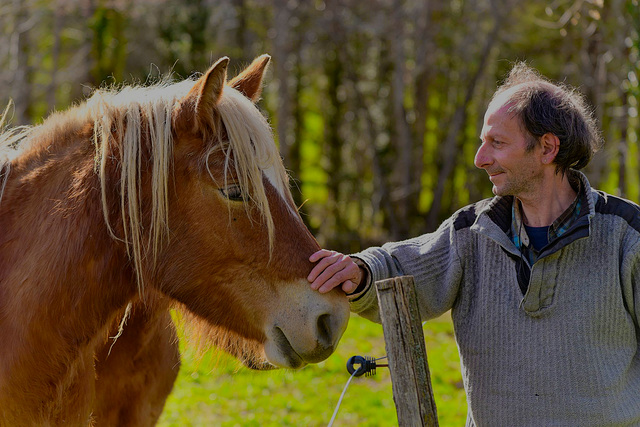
[11,0,31,125]
[290,54,304,210]
[324,49,346,243]
[425,4,504,230]
[233,0,250,64]
[348,74,398,243]
[389,0,414,239]
[47,5,64,113]
[71,0,95,103]
[411,0,436,223]
[581,2,609,187]
[288,4,310,210]
[618,89,629,197]
[273,0,293,167]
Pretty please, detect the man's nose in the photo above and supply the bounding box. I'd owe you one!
[474,143,492,169]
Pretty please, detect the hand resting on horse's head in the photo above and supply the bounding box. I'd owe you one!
[308,249,363,294]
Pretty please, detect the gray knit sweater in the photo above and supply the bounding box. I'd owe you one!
[350,172,640,426]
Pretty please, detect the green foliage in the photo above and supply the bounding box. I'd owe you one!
[157,0,212,77]
[158,313,467,426]
[5,0,640,245]
[90,6,128,84]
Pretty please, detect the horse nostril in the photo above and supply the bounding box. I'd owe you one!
[316,313,333,348]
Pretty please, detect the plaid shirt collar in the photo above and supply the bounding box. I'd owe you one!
[510,175,582,265]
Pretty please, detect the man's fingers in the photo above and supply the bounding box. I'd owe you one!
[320,254,352,279]
[341,280,357,294]
[317,273,350,293]
[309,249,333,263]
[308,249,360,294]
[307,252,341,283]
[314,258,359,293]
[313,263,348,291]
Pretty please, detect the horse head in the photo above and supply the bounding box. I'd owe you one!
[109,55,349,369]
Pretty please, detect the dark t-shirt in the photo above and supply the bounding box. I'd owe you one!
[524,225,550,251]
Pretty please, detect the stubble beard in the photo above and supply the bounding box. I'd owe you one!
[491,168,543,198]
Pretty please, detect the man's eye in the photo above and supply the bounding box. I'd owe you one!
[220,184,244,201]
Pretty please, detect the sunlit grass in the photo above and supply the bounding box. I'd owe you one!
[158,313,466,426]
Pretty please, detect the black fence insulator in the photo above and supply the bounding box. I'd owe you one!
[346,355,388,377]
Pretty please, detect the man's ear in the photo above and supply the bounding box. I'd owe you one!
[540,133,560,164]
[186,57,229,126]
[229,54,271,102]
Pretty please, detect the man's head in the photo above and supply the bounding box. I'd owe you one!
[475,63,603,198]
[490,63,602,173]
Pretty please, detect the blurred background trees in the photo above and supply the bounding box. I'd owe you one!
[1,0,638,252]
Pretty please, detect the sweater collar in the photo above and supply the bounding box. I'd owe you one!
[471,170,595,253]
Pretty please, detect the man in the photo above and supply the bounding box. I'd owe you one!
[307,63,640,425]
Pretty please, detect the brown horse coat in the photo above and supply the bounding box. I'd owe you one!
[0,55,348,426]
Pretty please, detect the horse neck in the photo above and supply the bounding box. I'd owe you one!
[0,119,138,357]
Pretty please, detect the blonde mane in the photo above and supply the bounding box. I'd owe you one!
[89,81,184,293]
[1,77,289,295]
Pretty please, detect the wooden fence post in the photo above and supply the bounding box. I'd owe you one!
[375,276,439,427]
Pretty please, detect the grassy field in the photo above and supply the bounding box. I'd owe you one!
[158,312,467,426]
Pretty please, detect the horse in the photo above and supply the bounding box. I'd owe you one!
[0,55,349,426]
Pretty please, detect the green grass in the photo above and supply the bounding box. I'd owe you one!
[158,313,467,426]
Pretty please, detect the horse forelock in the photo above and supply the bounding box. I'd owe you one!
[208,86,292,252]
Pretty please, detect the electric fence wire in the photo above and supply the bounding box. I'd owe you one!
[329,323,429,425]
[327,369,357,427]
[328,356,388,426]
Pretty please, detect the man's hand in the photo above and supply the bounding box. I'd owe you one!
[308,249,363,294]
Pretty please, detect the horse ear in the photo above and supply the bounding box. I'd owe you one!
[229,54,271,102]
[188,56,230,123]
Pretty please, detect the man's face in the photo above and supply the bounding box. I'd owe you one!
[475,96,544,198]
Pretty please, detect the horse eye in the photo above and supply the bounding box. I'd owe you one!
[220,184,244,202]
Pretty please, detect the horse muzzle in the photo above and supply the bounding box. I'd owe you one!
[263,281,349,369]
